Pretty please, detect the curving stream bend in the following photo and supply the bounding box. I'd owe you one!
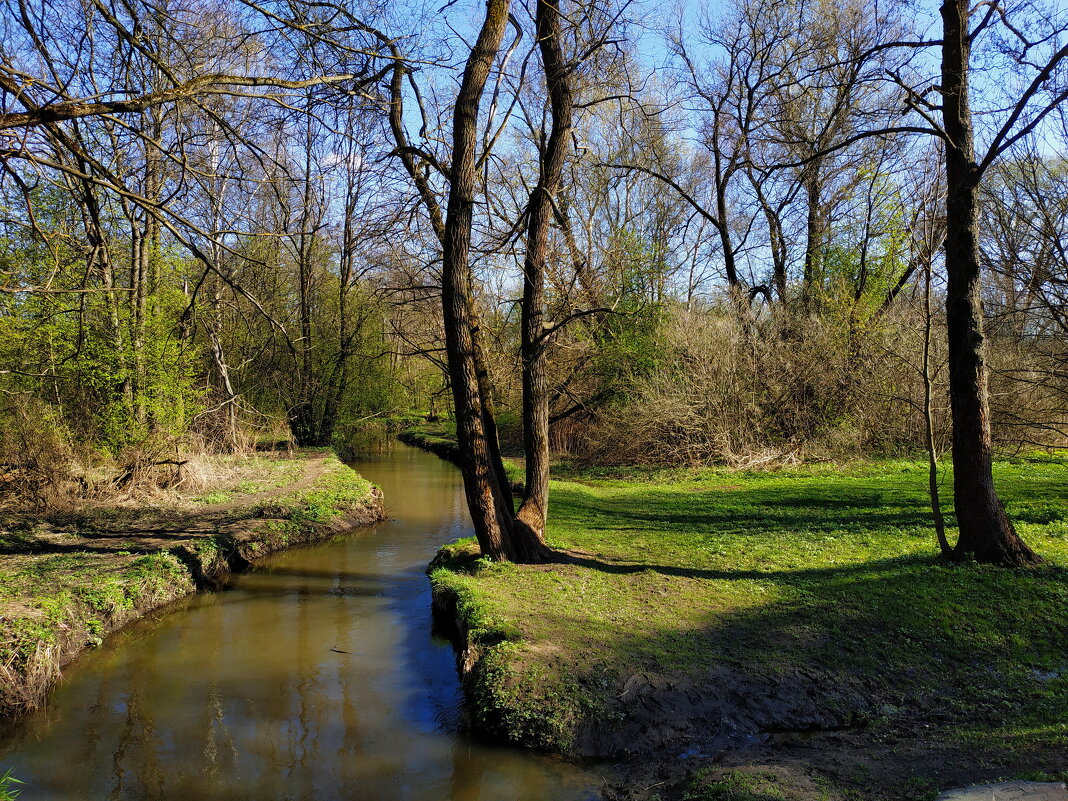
[0,440,602,800]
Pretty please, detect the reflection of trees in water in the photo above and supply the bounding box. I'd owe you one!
[77,656,112,769]
[202,594,238,783]
[108,638,164,799]
[446,739,484,801]
[335,539,363,781]
[296,585,313,801]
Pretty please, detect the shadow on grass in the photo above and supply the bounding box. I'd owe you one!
[556,549,936,583]
[0,531,211,557]
[552,466,1068,542]
[528,553,1068,778]
[491,473,1068,777]
[0,507,292,557]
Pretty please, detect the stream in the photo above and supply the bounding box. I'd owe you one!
[0,440,603,800]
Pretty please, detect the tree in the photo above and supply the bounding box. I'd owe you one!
[516,0,575,539]
[936,0,1055,565]
[376,0,611,561]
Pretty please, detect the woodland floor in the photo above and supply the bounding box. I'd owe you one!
[422,436,1068,801]
[0,449,382,719]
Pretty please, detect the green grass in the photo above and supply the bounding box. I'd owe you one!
[430,454,1068,762]
[0,550,192,671]
[397,422,461,462]
[0,767,22,801]
[252,458,377,526]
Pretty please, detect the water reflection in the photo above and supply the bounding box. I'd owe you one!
[0,440,601,800]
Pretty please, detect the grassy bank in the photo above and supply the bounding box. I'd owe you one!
[419,429,1068,797]
[0,450,383,719]
[397,422,461,463]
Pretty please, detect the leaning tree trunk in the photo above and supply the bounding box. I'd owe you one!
[940,0,1040,566]
[382,34,514,519]
[515,0,573,540]
[441,0,547,562]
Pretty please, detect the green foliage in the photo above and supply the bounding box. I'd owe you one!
[0,179,401,459]
[556,226,668,423]
[815,164,912,327]
[0,207,203,453]
[221,233,401,445]
[0,767,22,801]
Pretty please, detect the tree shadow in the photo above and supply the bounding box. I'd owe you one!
[504,473,1068,784]
[530,554,1068,769]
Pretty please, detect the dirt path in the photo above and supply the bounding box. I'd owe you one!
[209,450,328,512]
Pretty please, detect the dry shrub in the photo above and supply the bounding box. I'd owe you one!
[107,433,199,499]
[548,416,587,455]
[0,635,61,715]
[987,325,1068,451]
[573,301,960,467]
[0,397,85,510]
[103,428,278,504]
[188,399,274,455]
[0,395,284,512]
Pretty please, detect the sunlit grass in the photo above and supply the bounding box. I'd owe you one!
[432,453,1068,759]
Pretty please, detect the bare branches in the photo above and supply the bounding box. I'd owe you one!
[0,72,375,131]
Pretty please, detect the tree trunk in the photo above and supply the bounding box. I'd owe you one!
[801,166,823,313]
[516,0,573,539]
[472,318,515,511]
[940,0,1040,566]
[441,0,547,562]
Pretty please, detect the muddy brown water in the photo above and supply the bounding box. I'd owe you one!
[0,440,603,800]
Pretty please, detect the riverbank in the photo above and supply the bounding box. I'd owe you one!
[0,449,383,720]
[409,426,1068,799]
[397,422,462,464]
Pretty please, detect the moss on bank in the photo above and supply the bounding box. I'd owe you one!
[416,426,1068,797]
[398,422,461,464]
[0,450,383,719]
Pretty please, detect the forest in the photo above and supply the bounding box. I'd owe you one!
[1,0,1068,798]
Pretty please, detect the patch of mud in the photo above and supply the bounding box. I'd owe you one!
[577,668,873,758]
[937,783,1068,801]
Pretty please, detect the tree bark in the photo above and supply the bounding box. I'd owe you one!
[940,0,1040,566]
[515,0,573,539]
[441,0,547,562]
